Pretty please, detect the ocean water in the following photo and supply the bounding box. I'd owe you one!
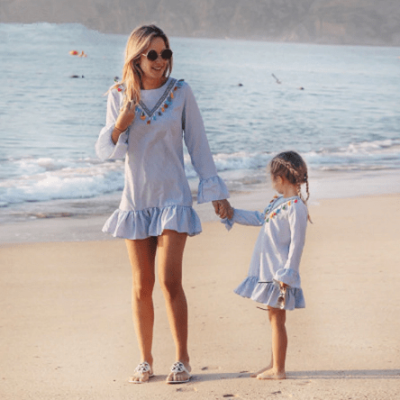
[0,23,399,222]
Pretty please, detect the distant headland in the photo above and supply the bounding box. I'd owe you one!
[1,0,399,46]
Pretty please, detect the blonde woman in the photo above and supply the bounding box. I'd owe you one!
[96,25,233,384]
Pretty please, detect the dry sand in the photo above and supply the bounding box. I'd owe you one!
[1,195,400,399]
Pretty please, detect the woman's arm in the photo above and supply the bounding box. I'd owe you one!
[181,82,230,204]
[95,89,134,161]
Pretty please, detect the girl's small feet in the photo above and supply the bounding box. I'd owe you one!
[250,365,273,378]
[129,361,154,384]
[257,369,286,380]
[166,361,192,384]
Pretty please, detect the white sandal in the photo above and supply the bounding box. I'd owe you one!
[129,361,154,384]
[167,361,192,384]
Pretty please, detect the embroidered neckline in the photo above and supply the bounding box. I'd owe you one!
[114,78,184,126]
[136,79,184,125]
[264,195,300,223]
[139,78,177,117]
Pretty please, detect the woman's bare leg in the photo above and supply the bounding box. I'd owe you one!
[157,229,191,383]
[125,237,157,383]
[257,307,287,380]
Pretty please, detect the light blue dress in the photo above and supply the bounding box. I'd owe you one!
[223,196,307,310]
[96,77,229,239]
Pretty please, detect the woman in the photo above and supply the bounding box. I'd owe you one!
[95,25,233,384]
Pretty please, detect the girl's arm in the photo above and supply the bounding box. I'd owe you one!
[95,89,130,161]
[274,201,308,287]
[222,208,265,230]
[182,82,229,204]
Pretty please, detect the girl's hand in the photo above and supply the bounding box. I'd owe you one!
[212,199,234,219]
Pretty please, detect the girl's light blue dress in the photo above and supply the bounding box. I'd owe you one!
[96,77,229,239]
[223,196,307,310]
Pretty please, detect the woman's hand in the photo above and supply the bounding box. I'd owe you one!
[117,100,136,130]
[112,100,136,144]
[212,199,234,219]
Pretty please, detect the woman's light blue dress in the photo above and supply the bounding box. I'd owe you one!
[223,196,307,310]
[96,77,229,239]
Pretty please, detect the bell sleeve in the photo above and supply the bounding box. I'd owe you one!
[182,83,229,203]
[95,89,129,161]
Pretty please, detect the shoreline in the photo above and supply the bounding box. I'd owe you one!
[1,168,400,244]
[0,191,399,245]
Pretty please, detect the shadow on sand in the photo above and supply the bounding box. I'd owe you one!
[151,369,400,383]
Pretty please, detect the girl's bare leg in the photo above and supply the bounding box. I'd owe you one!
[125,237,157,383]
[257,307,287,380]
[157,230,191,383]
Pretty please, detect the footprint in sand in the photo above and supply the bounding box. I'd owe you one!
[176,387,198,392]
[201,365,221,371]
[296,380,312,386]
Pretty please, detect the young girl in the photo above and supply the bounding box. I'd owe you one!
[223,151,310,380]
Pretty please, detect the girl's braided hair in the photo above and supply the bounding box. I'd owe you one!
[269,151,311,221]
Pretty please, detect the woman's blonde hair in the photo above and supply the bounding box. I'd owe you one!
[269,151,311,221]
[112,25,173,110]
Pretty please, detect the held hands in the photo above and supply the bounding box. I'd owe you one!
[212,199,234,220]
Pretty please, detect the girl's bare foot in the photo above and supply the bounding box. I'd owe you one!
[257,369,286,380]
[250,365,273,378]
[129,361,154,384]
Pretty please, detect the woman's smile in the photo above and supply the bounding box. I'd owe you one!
[139,37,169,87]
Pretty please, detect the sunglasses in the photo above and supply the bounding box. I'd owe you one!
[142,49,173,61]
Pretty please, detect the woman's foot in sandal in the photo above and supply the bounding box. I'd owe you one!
[166,361,192,384]
[257,368,286,380]
[129,361,154,384]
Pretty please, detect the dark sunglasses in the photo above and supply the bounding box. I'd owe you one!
[142,49,173,61]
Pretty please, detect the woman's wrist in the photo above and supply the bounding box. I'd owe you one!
[114,125,126,133]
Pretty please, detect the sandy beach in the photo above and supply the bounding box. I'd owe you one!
[1,194,400,400]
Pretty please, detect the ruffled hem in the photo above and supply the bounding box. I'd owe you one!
[197,175,229,204]
[234,276,305,311]
[102,205,202,240]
